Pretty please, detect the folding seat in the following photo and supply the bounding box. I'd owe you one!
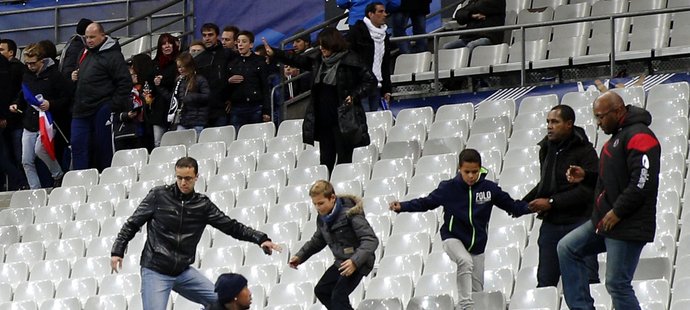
[503,146,540,170]
[634,255,673,281]
[660,134,688,157]
[188,141,226,163]
[365,275,413,306]
[610,85,646,108]
[352,144,379,167]
[407,173,445,197]
[198,245,244,270]
[217,154,256,177]
[387,123,427,147]
[494,39,548,73]
[499,164,540,188]
[266,281,315,308]
[508,128,546,150]
[0,301,38,310]
[198,125,235,145]
[29,259,70,283]
[532,0,566,9]
[619,24,671,60]
[383,232,431,259]
[551,2,591,37]
[99,165,137,193]
[391,212,437,237]
[377,254,423,283]
[247,169,287,192]
[38,297,82,310]
[85,236,115,258]
[62,169,99,189]
[332,180,363,197]
[429,119,469,143]
[98,216,128,237]
[532,35,588,69]
[366,110,394,133]
[44,238,84,263]
[118,253,142,275]
[128,179,165,199]
[138,162,175,183]
[672,299,690,310]
[280,260,326,285]
[5,241,44,265]
[511,7,554,43]
[0,225,20,245]
[466,132,507,155]
[84,294,127,310]
[236,187,276,207]
[486,224,528,252]
[415,153,457,177]
[237,263,280,292]
[87,183,126,206]
[421,137,464,157]
[434,103,474,124]
[477,149,503,177]
[484,246,521,274]
[70,256,111,280]
[413,272,458,304]
[646,98,689,121]
[513,112,548,131]
[288,165,328,186]
[259,221,300,249]
[362,195,395,216]
[227,205,266,228]
[237,122,276,141]
[406,294,455,310]
[561,90,599,110]
[416,48,470,81]
[475,99,516,121]
[227,138,266,159]
[455,43,510,77]
[266,135,304,156]
[365,177,406,199]
[60,219,99,241]
[574,31,630,65]
[651,116,689,140]
[206,172,245,193]
[149,145,187,165]
[110,148,148,171]
[54,277,98,305]
[14,279,54,303]
[268,203,311,229]
[659,170,684,197]
[21,222,60,243]
[47,186,87,209]
[506,0,530,13]
[633,279,670,307]
[74,201,113,222]
[395,107,434,128]
[508,286,559,309]
[371,158,414,180]
[365,213,392,244]
[296,147,321,169]
[628,0,666,12]
[470,116,512,137]
[277,119,304,137]
[208,190,235,212]
[356,298,403,310]
[9,189,47,209]
[518,94,558,115]
[470,291,505,310]
[257,152,296,173]
[391,52,431,83]
[481,268,514,299]
[0,208,33,228]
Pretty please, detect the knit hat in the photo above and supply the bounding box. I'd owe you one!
[215,273,248,305]
[76,18,93,36]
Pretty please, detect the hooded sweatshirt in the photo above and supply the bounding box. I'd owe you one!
[400,168,531,255]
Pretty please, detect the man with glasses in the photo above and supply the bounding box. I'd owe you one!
[111,156,282,310]
[559,91,661,310]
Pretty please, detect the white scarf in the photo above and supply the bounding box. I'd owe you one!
[363,17,387,87]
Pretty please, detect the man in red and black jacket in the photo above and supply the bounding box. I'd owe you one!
[559,91,661,310]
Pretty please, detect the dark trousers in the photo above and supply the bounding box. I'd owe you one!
[71,104,113,171]
[230,105,262,133]
[314,264,364,310]
[318,125,354,173]
[0,127,25,190]
[537,219,600,287]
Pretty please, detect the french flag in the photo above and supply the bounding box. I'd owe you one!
[22,83,57,160]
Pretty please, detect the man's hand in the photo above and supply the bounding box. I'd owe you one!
[71,69,79,81]
[111,256,123,273]
[39,100,50,112]
[389,201,401,212]
[288,256,301,269]
[598,210,621,232]
[472,13,486,20]
[228,75,244,84]
[528,198,552,212]
[344,96,352,105]
[262,114,271,122]
[261,38,274,57]
[339,259,357,277]
[0,119,7,128]
[260,240,282,255]
[383,93,392,103]
[9,104,19,113]
[566,165,585,183]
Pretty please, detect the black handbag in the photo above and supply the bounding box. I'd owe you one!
[337,102,370,146]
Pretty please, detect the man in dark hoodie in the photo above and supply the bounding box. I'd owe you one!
[59,18,92,79]
[195,23,231,127]
[442,0,506,51]
[559,91,660,310]
[70,22,132,171]
[523,104,599,288]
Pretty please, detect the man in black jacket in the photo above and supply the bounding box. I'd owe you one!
[195,23,231,128]
[523,105,599,288]
[70,22,132,171]
[559,91,660,310]
[391,0,431,53]
[111,157,281,310]
[59,18,91,80]
[347,2,392,112]
[443,0,505,51]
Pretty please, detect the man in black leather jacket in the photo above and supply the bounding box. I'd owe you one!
[111,157,281,310]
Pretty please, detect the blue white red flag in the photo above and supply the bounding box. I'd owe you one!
[22,83,57,160]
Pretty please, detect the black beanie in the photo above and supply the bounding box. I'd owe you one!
[215,273,248,305]
[77,18,93,36]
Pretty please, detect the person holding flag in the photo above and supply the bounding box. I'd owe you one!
[10,43,71,189]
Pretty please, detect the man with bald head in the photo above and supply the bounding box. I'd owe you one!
[71,22,132,171]
[558,91,660,310]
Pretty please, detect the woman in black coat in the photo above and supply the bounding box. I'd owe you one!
[262,27,377,172]
[150,33,180,147]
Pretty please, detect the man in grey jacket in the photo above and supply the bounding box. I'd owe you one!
[289,180,379,310]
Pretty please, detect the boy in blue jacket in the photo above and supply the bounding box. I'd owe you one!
[390,148,533,310]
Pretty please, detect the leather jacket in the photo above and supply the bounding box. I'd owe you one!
[112,184,270,276]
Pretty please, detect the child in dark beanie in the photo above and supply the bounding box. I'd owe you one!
[211,273,251,310]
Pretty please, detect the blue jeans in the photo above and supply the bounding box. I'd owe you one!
[177,125,204,138]
[230,105,262,133]
[70,104,114,171]
[537,220,599,287]
[314,264,364,310]
[557,221,646,310]
[392,12,428,54]
[22,130,63,189]
[443,37,492,53]
[141,267,217,310]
